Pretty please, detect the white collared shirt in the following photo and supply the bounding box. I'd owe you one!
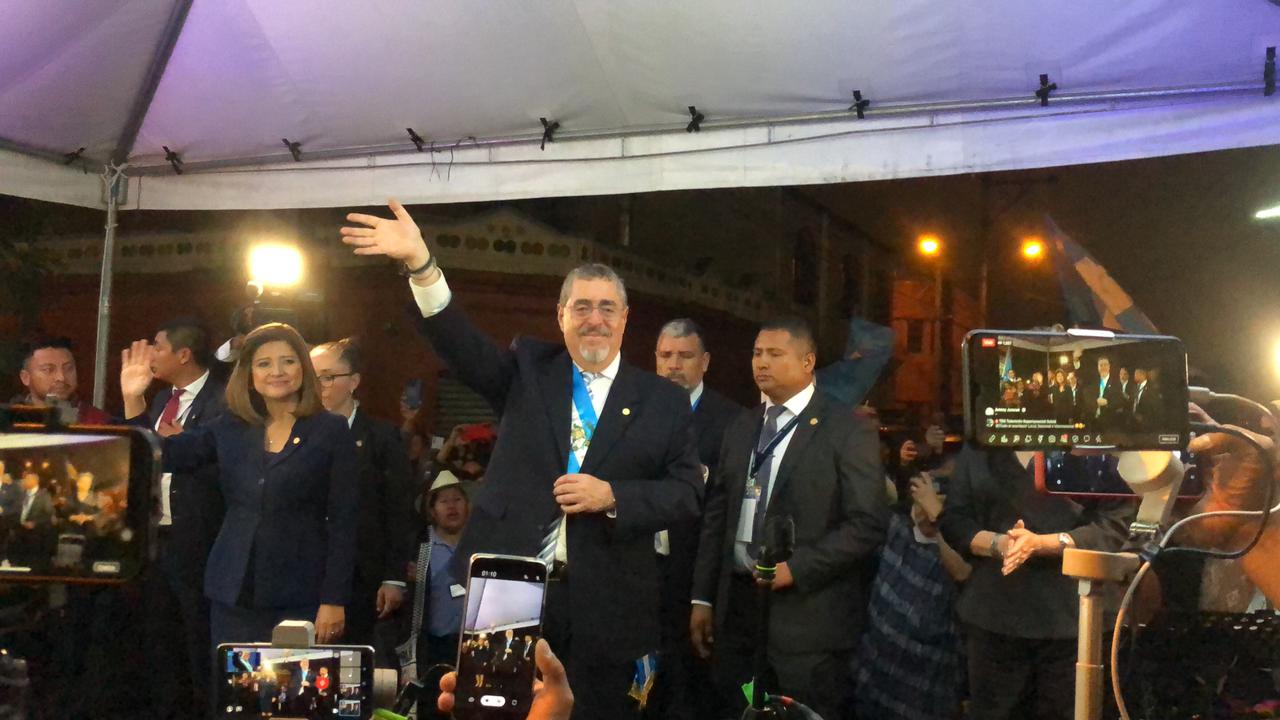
[689,382,705,408]
[409,274,454,318]
[158,370,211,526]
[757,383,815,507]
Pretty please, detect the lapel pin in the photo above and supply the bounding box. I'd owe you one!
[355,439,364,448]
[292,437,301,445]
[809,418,819,426]
[622,408,631,416]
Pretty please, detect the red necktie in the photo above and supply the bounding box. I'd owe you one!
[159,388,184,426]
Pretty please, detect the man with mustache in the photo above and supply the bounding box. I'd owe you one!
[341,201,702,720]
[650,318,746,720]
[15,336,112,424]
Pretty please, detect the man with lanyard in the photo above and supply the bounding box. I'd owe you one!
[691,317,887,720]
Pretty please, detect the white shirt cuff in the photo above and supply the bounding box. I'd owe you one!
[691,600,712,608]
[382,580,407,588]
[409,274,453,318]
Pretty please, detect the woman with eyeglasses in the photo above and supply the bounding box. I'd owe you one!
[121,323,360,650]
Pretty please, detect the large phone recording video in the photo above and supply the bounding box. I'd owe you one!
[454,554,547,720]
[963,330,1189,450]
[0,423,156,582]
[215,644,375,719]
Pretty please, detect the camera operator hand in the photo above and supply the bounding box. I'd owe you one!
[1178,406,1280,605]
[438,639,573,720]
[119,340,157,419]
[341,199,437,283]
[899,439,919,467]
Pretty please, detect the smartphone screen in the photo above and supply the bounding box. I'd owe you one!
[215,643,375,719]
[1035,450,1204,499]
[0,425,157,583]
[453,554,547,719]
[963,330,1189,450]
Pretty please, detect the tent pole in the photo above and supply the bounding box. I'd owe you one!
[92,164,126,409]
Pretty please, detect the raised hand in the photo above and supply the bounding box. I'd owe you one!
[120,340,155,399]
[340,199,430,268]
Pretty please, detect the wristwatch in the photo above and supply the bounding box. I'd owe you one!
[1057,532,1072,550]
[990,533,1005,559]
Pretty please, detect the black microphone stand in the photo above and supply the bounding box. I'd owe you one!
[739,516,811,720]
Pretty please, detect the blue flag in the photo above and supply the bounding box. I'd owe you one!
[1044,215,1159,333]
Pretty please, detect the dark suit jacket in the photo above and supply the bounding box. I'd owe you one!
[692,390,888,653]
[1131,382,1161,432]
[940,447,1132,638]
[1087,376,1125,430]
[660,386,746,637]
[349,408,416,588]
[415,301,704,663]
[0,482,23,519]
[141,375,228,584]
[162,412,360,608]
[18,488,54,527]
[1052,385,1079,424]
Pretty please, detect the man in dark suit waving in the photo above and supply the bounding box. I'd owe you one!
[1088,356,1125,432]
[341,201,703,720]
[691,317,887,720]
[132,318,227,719]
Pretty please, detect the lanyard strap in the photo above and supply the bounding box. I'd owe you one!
[568,368,600,474]
[748,413,803,481]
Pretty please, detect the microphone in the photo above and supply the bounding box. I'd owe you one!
[756,515,795,581]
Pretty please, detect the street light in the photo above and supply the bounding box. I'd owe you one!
[916,233,946,413]
[1020,236,1045,260]
[918,233,941,256]
[1256,203,1280,220]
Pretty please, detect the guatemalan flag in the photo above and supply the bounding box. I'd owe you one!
[1043,215,1159,334]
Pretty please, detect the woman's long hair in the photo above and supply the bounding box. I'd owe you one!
[225,323,323,425]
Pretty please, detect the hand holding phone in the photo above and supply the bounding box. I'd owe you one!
[453,554,547,719]
[440,639,573,720]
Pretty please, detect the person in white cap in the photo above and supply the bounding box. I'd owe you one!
[409,471,471,668]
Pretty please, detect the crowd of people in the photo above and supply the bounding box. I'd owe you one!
[0,198,1275,720]
[0,457,127,574]
[995,352,1166,433]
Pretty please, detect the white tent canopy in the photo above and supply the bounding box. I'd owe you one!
[2,0,1278,211]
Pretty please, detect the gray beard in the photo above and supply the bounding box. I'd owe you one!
[579,345,609,365]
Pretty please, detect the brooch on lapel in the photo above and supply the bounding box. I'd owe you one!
[355,439,364,448]
[809,418,819,426]
[622,408,631,416]
[292,437,301,445]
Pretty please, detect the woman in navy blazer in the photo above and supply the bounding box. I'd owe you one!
[122,323,360,646]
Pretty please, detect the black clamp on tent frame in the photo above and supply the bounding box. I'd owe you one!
[1035,74,1057,106]
[282,138,303,162]
[686,105,705,132]
[1265,47,1276,97]
[162,146,184,175]
[63,147,85,166]
[407,128,426,152]
[539,118,559,150]
[848,90,870,119]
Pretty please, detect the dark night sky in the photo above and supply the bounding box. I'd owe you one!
[806,144,1280,397]
[5,144,1280,397]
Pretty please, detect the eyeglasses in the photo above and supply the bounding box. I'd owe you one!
[567,302,623,321]
[316,373,354,387]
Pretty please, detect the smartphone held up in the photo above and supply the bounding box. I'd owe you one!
[453,554,548,719]
[963,329,1189,451]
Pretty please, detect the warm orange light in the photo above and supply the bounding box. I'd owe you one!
[917,234,941,257]
[1021,237,1045,260]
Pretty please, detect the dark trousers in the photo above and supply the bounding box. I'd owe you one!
[645,553,713,720]
[712,574,851,720]
[544,577,643,720]
[965,624,1075,720]
[145,531,213,719]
